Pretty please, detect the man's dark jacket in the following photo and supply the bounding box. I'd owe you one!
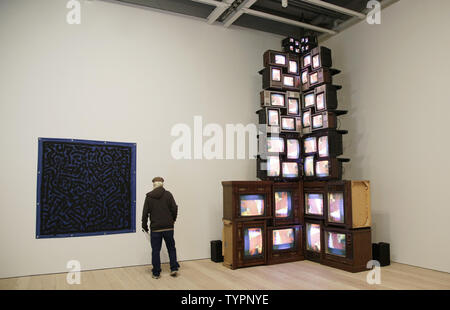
[142,186,178,232]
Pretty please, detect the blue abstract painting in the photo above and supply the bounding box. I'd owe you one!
[36,138,136,238]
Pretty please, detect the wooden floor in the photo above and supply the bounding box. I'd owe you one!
[0,259,449,290]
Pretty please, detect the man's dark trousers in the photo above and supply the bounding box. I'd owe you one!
[150,230,180,276]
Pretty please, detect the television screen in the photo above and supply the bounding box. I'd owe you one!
[273,228,295,251]
[267,156,280,177]
[312,55,320,69]
[303,111,311,127]
[275,54,286,66]
[328,192,345,223]
[316,93,325,110]
[274,191,292,218]
[267,136,284,153]
[326,232,346,257]
[305,193,324,215]
[303,55,311,67]
[304,156,314,177]
[312,114,323,129]
[283,76,294,87]
[301,71,309,84]
[289,60,298,74]
[287,139,300,159]
[304,137,317,153]
[268,110,280,126]
[271,93,285,107]
[288,98,299,115]
[240,194,265,217]
[318,136,329,157]
[310,72,318,84]
[306,223,321,252]
[272,68,281,81]
[244,228,263,258]
[282,117,296,131]
[305,93,315,108]
[316,160,329,177]
[282,162,298,178]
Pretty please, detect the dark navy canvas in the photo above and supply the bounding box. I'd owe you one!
[36,138,136,238]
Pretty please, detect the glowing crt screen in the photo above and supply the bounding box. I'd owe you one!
[239,195,265,217]
[318,136,329,157]
[326,232,346,257]
[306,223,321,252]
[328,192,345,224]
[288,98,299,115]
[287,139,300,159]
[272,68,281,81]
[312,114,323,129]
[282,162,298,178]
[303,55,311,67]
[275,54,286,65]
[305,93,315,108]
[303,111,311,127]
[274,191,292,218]
[302,71,309,84]
[316,93,325,110]
[273,228,295,251]
[267,156,280,177]
[310,72,318,84]
[284,76,294,87]
[244,228,263,258]
[304,137,317,154]
[312,54,320,69]
[316,160,330,177]
[268,110,279,126]
[271,93,285,107]
[305,193,324,215]
[267,137,284,153]
[304,156,314,177]
[282,118,296,130]
[289,60,298,74]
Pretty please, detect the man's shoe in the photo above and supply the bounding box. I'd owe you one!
[170,270,178,277]
[152,274,161,279]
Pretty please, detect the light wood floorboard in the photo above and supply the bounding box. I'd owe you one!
[0,259,449,290]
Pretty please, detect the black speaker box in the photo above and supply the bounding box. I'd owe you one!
[372,242,390,266]
[211,240,224,263]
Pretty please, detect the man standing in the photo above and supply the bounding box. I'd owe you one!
[142,177,180,279]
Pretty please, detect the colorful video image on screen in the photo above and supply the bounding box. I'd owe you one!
[303,55,311,67]
[275,191,292,218]
[304,156,314,177]
[318,136,329,157]
[310,72,318,84]
[240,194,265,217]
[273,228,295,251]
[303,111,311,127]
[288,98,299,115]
[304,137,317,153]
[267,137,284,153]
[306,223,321,252]
[284,76,294,87]
[267,156,280,177]
[316,160,329,177]
[328,192,344,223]
[305,93,315,108]
[271,93,285,107]
[326,232,346,257]
[312,55,320,69]
[289,60,298,74]
[275,54,286,66]
[272,68,281,81]
[316,93,325,110]
[305,193,324,215]
[312,114,323,129]
[282,118,295,130]
[244,228,263,258]
[282,162,298,178]
[287,139,300,159]
[268,110,279,126]
[301,71,309,84]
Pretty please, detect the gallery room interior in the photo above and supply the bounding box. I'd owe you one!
[0,0,449,291]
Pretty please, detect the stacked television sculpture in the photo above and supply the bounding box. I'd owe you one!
[222,36,373,273]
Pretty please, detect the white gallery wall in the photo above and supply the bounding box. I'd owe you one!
[324,0,450,273]
[0,0,282,278]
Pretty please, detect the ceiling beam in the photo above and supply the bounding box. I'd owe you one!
[223,0,258,28]
[300,0,366,19]
[191,0,230,8]
[242,8,337,35]
[206,0,233,25]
